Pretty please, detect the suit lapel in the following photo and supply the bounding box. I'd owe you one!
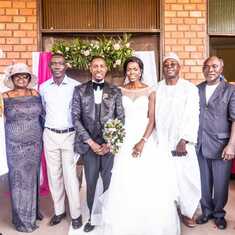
[208,80,225,104]
[101,82,112,121]
[84,81,95,120]
[199,82,207,108]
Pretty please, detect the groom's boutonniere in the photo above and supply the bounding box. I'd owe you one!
[103,93,109,99]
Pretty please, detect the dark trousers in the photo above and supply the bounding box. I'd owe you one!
[197,149,232,218]
[83,148,114,216]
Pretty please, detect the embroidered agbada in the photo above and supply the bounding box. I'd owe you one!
[155,78,201,218]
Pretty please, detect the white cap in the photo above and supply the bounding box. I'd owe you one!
[163,52,180,65]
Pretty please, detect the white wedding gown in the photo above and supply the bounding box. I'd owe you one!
[97,87,180,235]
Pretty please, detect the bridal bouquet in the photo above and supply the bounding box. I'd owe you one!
[103,118,125,155]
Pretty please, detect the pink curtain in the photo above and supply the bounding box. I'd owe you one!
[38,52,52,196]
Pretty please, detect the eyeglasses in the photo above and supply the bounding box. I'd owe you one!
[13,74,30,80]
[163,62,178,68]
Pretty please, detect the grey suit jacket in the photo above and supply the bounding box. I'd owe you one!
[72,80,125,154]
[197,80,235,159]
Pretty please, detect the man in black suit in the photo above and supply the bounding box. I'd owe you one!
[196,56,235,229]
[72,56,125,232]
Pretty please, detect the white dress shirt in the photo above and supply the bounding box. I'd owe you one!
[93,80,104,104]
[206,83,219,104]
[39,75,80,129]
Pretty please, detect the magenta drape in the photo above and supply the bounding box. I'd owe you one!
[37,52,52,196]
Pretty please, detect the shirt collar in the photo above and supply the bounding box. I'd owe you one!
[50,75,69,85]
[92,79,104,84]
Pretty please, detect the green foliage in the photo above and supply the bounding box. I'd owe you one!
[51,34,133,71]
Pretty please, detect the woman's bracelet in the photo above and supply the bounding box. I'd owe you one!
[141,137,148,142]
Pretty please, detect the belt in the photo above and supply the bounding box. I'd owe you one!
[46,127,75,134]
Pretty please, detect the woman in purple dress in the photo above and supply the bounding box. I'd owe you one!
[3,63,43,232]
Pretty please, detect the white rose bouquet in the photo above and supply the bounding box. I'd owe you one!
[103,118,125,155]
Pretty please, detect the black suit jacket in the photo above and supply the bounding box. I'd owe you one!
[72,80,125,154]
[197,80,235,159]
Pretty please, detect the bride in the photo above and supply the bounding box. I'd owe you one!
[96,56,180,235]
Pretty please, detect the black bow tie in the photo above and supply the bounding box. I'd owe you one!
[92,82,104,91]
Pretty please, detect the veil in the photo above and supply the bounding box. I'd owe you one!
[134,51,158,88]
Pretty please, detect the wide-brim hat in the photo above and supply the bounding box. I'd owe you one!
[4,63,37,89]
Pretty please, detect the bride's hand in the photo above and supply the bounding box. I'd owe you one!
[132,139,145,158]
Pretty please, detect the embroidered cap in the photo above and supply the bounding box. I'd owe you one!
[163,52,180,65]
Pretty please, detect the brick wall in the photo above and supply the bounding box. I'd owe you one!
[0,0,208,84]
[164,0,207,84]
[0,0,37,74]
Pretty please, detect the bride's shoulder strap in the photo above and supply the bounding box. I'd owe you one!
[118,86,126,95]
[147,86,156,96]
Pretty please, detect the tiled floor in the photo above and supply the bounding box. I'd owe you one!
[1,177,235,235]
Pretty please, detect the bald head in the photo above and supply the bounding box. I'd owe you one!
[203,56,224,68]
[203,56,223,85]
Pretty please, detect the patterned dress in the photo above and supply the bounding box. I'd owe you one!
[4,96,43,232]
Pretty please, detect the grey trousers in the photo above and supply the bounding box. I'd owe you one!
[197,149,232,218]
[83,148,114,216]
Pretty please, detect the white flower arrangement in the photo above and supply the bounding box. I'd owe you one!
[103,118,125,155]
[51,34,133,71]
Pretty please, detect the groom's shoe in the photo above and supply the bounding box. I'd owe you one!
[83,222,95,232]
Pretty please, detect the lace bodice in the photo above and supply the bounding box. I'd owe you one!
[119,86,155,143]
[120,86,155,101]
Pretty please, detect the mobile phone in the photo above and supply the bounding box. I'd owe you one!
[171,150,187,157]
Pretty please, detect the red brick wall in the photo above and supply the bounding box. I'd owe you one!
[0,0,37,74]
[163,0,207,84]
[0,0,208,84]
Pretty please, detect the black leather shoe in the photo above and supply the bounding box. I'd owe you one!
[49,212,66,226]
[72,215,82,229]
[196,214,213,224]
[36,211,44,221]
[214,218,227,230]
[83,222,95,232]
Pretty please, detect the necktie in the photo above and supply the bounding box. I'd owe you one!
[92,82,104,91]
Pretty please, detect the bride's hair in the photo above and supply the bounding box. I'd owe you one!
[123,56,144,81]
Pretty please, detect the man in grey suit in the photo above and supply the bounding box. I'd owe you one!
[196,56,235,229]
[72,56,125,232]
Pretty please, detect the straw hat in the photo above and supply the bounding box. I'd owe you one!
[4,63,37,89]
[163,52,181,65]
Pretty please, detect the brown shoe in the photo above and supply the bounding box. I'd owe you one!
[182,215,197,228]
